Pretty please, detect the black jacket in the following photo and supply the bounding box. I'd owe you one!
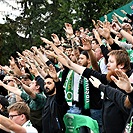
[82,68,133,133]
[42,81,69,133]
[99,84,131,133]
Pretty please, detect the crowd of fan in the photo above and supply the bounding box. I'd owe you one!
[0,6,133,133]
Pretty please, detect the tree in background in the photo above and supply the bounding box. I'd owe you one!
[0,0,132,65]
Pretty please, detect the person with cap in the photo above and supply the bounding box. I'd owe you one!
[0,102,38,133]
[0,95,9,133]
[0,67,46,133]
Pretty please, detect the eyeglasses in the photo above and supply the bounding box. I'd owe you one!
[9,114,21,119]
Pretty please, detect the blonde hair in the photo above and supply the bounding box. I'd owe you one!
[8,102,30,120]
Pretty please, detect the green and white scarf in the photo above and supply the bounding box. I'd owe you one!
[64,70,74,102]
[64,70,90,109]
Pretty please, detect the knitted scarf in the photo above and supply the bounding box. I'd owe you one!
[64,70,90,109]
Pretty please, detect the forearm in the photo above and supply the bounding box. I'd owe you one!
[119,29,133,45]
[69,62,86,75]
[106,36,114,45]
[2,84,21,96]
[0,115,26,133]
[127,87,133,104]
[21,84,33,96]
[11,66,22,76]
[37,68,47,79]
[55,80,65,104]
[88,50,99,71]
[0,124,10,132]
[34,55,44,66]
[37,52,49,65]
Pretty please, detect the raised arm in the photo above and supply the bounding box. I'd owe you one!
[0,115,27,133]
[89,76,131,111]
[40,37,69,68]
[80,37,99,71]
[0,80,22,96]
[110,69,133,93]
[60,52,86,74]
[112,22,133,45]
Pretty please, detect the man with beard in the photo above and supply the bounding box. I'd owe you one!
[61,49,133,133]
[42,64,69,133]
[40,36,102,132]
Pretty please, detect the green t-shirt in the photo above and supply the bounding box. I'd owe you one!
[63,113,99,133]
[21,90,46,110]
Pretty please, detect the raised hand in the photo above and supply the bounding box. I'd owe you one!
[40,37,53,45]
[9,56,17,69]
[80,37,92,51]
[48,64,58,82]
[89,76,102,88]
[51,33,61,46]
[45,50,57,58]
[97,22,111,39]
[64,23,73,36]
[92,29,102,45]
[112,22,121,32]
[111,69,133,93]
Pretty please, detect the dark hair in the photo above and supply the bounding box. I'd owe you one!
[19,73,32,80]
[91,38,99,44]
[44,75,53,80]
[80,51,89,59]
[35,76,44,92]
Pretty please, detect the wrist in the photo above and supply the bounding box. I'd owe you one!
[34,72,40,77]
[54,41,61,46]
[118,28,122,32]
[70,34,75,39]
[126,86,133,93]
[53,78,59,82]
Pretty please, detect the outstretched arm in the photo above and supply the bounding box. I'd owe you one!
[14,77,37,99]
[112,22,133,45]
[0,80,21,96]
[0,115,27,133]
[89,76,131,111]
[40,37,69,68]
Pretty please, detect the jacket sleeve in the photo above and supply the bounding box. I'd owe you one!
[99,84,130,114]
[82,68,108,84]
[55,80,66,105]
[127,91,133,104]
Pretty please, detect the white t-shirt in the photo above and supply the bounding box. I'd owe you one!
[10,120,38,133]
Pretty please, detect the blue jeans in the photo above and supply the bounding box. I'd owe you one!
[67,104,81,114]
[90,109,102,133]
